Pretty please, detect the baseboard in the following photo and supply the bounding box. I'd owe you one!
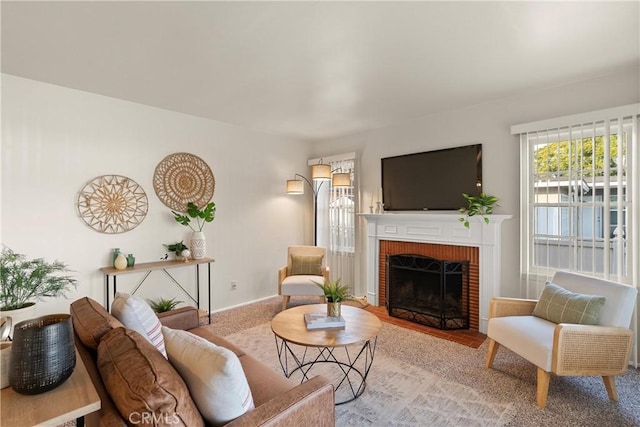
[208,294,280,314]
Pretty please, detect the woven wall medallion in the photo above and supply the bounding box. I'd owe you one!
[77,175,148,234]
[153,152,215,212]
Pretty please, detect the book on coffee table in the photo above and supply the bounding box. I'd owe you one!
[304,313,346,330]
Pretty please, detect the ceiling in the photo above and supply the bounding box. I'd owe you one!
[2,1,639,141]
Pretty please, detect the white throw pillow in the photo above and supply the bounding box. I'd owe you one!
[162,326,254,426]
[111,293,167,358]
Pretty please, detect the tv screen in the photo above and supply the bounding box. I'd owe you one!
[381,144,482,211]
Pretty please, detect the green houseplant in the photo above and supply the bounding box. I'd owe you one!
[148,297,183,313]
[313,278,351,317]
[0,247,77,311]
[172,201,216,260]
[458,193,499,228]
[0,247,77,335]
[162,241,190,260]
[171,202,216,232]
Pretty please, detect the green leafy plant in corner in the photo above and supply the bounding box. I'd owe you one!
[458,193,499,228]
[172,202,216,232]
[0,246,78,311]
[148,297,183,313]
[312,278,352,303]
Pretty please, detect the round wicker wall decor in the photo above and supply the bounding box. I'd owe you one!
[153,152,215,212]
[77,175,148,234]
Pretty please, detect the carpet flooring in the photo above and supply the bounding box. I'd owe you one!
[208,296,640,427]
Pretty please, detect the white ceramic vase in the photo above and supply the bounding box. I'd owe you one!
[191,231,206,259]
[0,303,37,339]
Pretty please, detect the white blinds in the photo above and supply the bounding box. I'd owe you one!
[513,104,639,366]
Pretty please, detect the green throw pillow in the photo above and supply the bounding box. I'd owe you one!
[289,254,324,276]
[533,282,606,325]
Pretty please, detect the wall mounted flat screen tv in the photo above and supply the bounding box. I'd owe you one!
[381,144,482,211]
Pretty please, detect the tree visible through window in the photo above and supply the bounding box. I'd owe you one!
[515,108,636,283]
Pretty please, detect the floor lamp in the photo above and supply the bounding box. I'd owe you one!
[286,161,351,246]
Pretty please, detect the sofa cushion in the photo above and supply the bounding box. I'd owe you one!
[289,254,324,276]
[533,282,605,325]
[280,275,326,296]
[70,297,123,351]
[238,353,299,407]
[111,293,167,357]
[488,315,556,371]
[97,328,204,427]
[162,327,254,426]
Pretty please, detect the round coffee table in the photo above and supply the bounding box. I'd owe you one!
[271,304,382,405]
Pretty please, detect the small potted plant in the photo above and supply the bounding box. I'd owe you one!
[458,192,499,228]
[163,241,190,261]
[0,246,77,336]
[147,297,183,313]
[313,278,351,317]
[171,202,216,259]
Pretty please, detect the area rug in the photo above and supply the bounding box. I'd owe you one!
[225,323,516,426]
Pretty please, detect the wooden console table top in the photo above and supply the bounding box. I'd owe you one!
[1,349,101,426]
[100,257,214,275]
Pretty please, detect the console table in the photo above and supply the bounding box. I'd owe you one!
[100,258,214,323]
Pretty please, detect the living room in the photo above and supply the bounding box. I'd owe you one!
[1,2,639,426]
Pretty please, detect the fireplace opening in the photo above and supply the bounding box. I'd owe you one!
[386,254,469,330]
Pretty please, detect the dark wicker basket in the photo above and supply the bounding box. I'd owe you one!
[9,314,76,395]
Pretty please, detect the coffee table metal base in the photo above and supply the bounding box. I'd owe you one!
[274,335,378,405]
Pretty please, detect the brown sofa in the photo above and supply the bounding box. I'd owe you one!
[70,297,335,426]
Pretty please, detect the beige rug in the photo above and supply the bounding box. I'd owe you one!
[225,323,516,426]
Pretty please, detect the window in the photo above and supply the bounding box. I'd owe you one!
[313,155,356,289]
[513,105,638,285]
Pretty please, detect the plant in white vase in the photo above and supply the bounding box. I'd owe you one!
[171,202,216,259]
[0,246,77,336]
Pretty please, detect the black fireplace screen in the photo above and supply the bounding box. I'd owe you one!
[386,254,469,330]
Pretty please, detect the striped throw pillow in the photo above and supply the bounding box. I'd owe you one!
[111,293,167,358]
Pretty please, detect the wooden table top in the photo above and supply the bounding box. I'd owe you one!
[1,349,101,426]
[271,304,382,347]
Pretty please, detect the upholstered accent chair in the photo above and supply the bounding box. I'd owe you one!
[278,246,330,311]
[486,270,637,408]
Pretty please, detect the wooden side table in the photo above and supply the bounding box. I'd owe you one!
[271,304,382,405]
[1,349,101,426]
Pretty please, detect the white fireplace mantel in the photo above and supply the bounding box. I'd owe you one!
[361,212,512,333]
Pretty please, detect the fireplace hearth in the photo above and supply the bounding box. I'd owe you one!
[386,254,469,330]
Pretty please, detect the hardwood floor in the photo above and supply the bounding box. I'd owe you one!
[364,305,487,349]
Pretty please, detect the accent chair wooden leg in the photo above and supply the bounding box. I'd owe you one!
[485,339,500,368]
[602,376,619,401]
[536,368,551,408]
[282,296,290,311]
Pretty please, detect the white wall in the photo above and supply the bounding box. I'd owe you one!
[1,74,313,316]
[311,65,640,299]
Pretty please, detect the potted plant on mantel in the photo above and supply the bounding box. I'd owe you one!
[458,192,499,228]
[0,246,77,337]
[314,278,352,318]
[171,201,216,260]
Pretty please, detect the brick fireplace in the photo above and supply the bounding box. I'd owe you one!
[380,241,479,330]
[362,212,511,333]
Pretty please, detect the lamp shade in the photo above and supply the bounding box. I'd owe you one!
[311,163,331,181]
[332,172,351,187]
[286,179,304,194]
